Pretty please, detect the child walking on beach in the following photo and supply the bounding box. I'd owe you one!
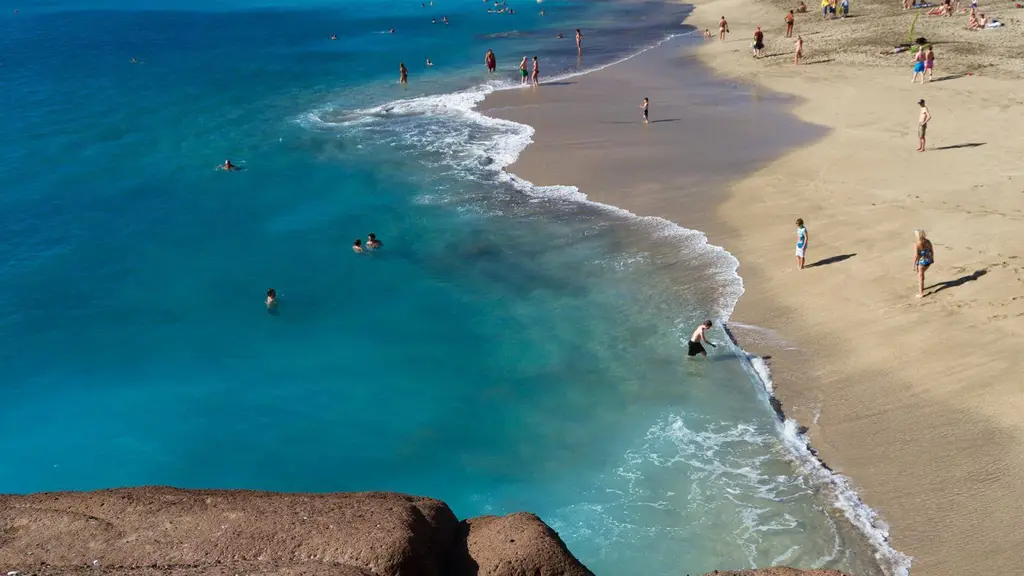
[795,218,809,269]
[641,97,649,124]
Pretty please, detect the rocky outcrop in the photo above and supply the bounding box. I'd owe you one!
[704,565,847,569]
[0,487,592,576]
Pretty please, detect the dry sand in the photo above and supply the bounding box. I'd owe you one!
[482,0,1024,573]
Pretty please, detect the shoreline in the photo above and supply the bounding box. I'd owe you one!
[478,29,896,576]
[480,0,1024,573]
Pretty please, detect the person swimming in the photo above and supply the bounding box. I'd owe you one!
[331,34,338,40]
[367,233,382,250]
[221,159,237,171]
[266,288,277,310]
[353,239,365,253]
[389,28,395,34]
[426,58,433,66]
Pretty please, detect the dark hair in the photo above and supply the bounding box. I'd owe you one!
[267,288,276,297]
[576,28,581,32]
[796,218,804,226]
[533,56,537,60]
[354,239,362,246]
[368,233,376,240]
[703,320,713,328]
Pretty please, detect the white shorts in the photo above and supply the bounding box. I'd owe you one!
[796,246,806,258]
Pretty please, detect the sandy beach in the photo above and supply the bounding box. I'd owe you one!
[482,0,1024,573]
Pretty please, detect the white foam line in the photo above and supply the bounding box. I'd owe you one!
[724,328,913,576]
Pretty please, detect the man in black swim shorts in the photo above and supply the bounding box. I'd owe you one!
[688,320,717,357]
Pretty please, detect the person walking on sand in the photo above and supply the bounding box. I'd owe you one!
[531,55,539,86]
[913,229,935,297]
[576,28,583,52]
[519,56,528,84]
[924,46,935,81]
[688,320,718,357]
[795,218,809,269]
[641,97,649,123]
[794,35,804,64]
[917,98,931,151]
[785,10,795,37]
[718,16,729,40]
[752,26,765,57]
[911,46,925,83]
[485,49,497,73]
[399,62,408,84]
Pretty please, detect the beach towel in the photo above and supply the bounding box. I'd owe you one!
[984,20,1002,27]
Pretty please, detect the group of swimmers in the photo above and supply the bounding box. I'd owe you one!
[264,234,383,311]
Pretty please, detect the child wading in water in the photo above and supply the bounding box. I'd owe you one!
[795,218,809,269]
[641,97,649,123]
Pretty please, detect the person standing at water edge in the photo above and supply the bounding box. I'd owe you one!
[575,28,583,52]
[399,62,408,84]
[913,229,935,297]
[688,320,717,357]
[485,49,497,73]
[718,16,729,40]
[795,218,809,269]
[531,56,540,86]
[917,99,931,151]
[641,97,649,124]
[519,56,528,84]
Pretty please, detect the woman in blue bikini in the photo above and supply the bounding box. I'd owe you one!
[913,229,934,297]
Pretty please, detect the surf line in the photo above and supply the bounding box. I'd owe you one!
[721,321,913,576]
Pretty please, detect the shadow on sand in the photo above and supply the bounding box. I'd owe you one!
[930,73,968,83]
[928,268,987,295]
[807,253,856,268]
[934,142,986,150]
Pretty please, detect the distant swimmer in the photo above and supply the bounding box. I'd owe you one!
[576,28,583,52]
[557,32,564,39]
[353,239,365,253]
[688,320,717,357]
[266,288,278,310]
[485,49,497,73]
[131,57,139,64]
[426,58,433,66]
[389,28,395,34]
[432,17,437,23]
[399,62,408,84]
[221,159,238,171]
[331,34,338,40]
[442,16,449,24]
[367,233,382,250]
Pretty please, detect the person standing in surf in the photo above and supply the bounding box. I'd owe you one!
[519,56,528,84]
[485,49,497,73]
[575,28,583,53]
[399,62,408,84]
[688,320,717,357]
[795,218,809,269]
[531,56,539,86]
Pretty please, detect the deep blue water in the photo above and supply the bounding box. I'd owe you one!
[0,1,883,574]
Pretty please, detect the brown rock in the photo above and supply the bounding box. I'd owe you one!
[704,565,847,569]
[0,487,457,576]
[451,512,594,576]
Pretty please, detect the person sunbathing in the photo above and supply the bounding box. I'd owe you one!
[797,1,808,12]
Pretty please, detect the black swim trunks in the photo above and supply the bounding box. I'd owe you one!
[687,340,706,356]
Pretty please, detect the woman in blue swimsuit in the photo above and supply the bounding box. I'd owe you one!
[795,218,809,269]
[913,229,934,297]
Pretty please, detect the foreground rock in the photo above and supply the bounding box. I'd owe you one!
[0,487,592,576]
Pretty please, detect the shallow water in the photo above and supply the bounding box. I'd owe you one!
[1,1,888,574]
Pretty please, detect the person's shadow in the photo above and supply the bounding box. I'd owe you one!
[927,269,987,295]
[806,253,856,268]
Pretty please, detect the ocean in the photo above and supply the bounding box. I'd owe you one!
[1,1,905,574]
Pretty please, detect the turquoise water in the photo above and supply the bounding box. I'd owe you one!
[1,1,891,574]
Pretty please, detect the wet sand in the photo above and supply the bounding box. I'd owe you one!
[481,0,1024,573]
